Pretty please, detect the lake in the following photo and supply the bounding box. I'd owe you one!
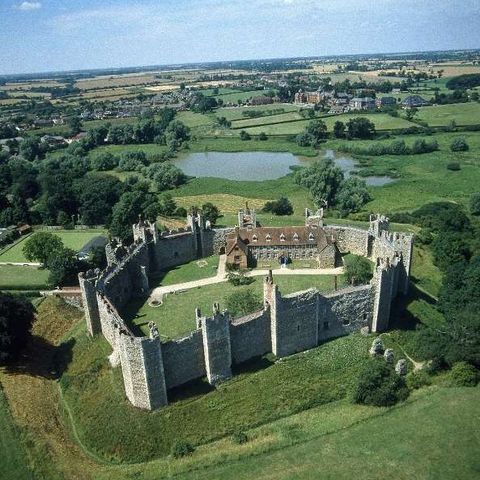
[175,152,302,181]
[325,150,396,187]
[175,150,396,186]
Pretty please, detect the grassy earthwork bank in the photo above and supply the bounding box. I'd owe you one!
[0,296,478,479]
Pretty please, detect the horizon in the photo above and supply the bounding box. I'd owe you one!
[2,46,480,79]
[1,0,479,76]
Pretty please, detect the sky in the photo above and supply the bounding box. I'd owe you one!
[0,0,479,75]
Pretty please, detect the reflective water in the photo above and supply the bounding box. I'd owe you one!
[175,151,302,181]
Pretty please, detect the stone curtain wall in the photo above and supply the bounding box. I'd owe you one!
[162,330,206,389]
[79,214,413,410]
[230,311,271,364]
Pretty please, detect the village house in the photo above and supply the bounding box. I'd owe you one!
[376,96,397,107]
[402,95,430,109]
[349,97,376,110]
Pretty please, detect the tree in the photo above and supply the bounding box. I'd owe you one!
[450,137,469,152]
[335,177,371,215]
[352,358,409,407]
[225,289,262,318]
[19,137,40,161]
[67,116,82,136]
[201,202,220,225]
[90,152,119,171]
[469,193,480,216]
[262,197,293,215]
[333,121,346,138]
[258,132,268,141]
[346,117,376,139]
[46,247,80,286]
[146,163,186,191]
[23,232,64,264]
[0,293,35,363]
[158,193,177,216]
[294,158,344,207]
[240,130,251,141]
[305,119,328,145]
[344,255,372,285]
[405,107,418,121]
[164,121,190,151]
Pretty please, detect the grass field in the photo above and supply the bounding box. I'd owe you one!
[0,387,31,480]
[123,274,343,339]
[0,229,107,263]
[0,265,50,290]
[416,102,480,127]
[155,255,220,286]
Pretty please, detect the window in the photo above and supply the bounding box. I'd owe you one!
[297,325,300,332]
[293,232,299,241]
[342,319,350,326]
[234,255,241,262]
[309,233,315,242]
[323,321,329,330]
[280,233,286,242]
[252,235,258,242]
[266,234,271,242]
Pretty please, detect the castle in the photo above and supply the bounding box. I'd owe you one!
[78,211,413,410]
[226,207,337,268]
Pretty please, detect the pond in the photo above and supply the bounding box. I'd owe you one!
[175,152,302,181]
[324,150,397,186]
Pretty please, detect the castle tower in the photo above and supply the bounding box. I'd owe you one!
[371,258,396,332]
[369,214,389,238]
[200,303,232,385]
[78,269,101,336]
[238,202,257,228]
[187,210,208,258]
[133,216,150,243]
[305,208,324,227]
[264,271,281,356]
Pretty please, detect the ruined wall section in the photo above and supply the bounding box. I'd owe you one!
[162,330,206,389]
[318,285,372,341]
[324,225,369,256]
[78,269,101,335]
[230,310,271,364]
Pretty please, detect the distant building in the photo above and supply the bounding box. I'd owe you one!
[401,95,430,109]
[376,96,396,108]
[349,97,376,111]
[40,135,66,146]
[294,88,332,104]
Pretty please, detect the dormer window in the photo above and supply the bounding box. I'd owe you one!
[266,234,271,242]
[309,233,315,242]
[280,233,286,242]
[252,235,258,242]
[293,233,299,241]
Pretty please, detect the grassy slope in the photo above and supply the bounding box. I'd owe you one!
[416,102,480,126]
[124,274,344,339]
[0,386,32,480]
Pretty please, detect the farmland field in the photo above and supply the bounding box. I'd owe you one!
[416,102,480,126]
[0,229,107,263]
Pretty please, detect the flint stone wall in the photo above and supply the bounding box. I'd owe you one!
[162,330,206,389]
[230,310,272,364]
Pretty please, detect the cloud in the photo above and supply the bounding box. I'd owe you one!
[17,1,41,10]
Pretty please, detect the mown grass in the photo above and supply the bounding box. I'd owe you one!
[124,274,344,339]
[0,265,50,290]
[0,229,107,263]
[174,193,270,214]
[154,255,220,286]
[0,386,32,480]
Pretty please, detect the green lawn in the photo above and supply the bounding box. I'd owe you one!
[216,104,300,121]
[231,111,303,129]
[416,102,480,127]
[153,255,219,286]
[0,265,50,290]
[124,274,344,339]
[0,387,31,480]
[0,229,107,263]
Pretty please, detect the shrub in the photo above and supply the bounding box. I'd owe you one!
[226,288,262,317]
[171,440,195,459]
[415,228,433,245]
[240,130,251,141]
[449,362,479,387]
[469,193,480,216]
[450,137,469,152]
[258,132,268,141]
[446,162,461,171]
[352,358,409,407]
[231,431,248,445]
[227,270,254,286]
[344,255,372,286]
[406,370,432,390]
[262,197,293,216]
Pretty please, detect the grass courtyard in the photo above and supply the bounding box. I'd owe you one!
[0,264,50,290]
[124,273,345,339]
